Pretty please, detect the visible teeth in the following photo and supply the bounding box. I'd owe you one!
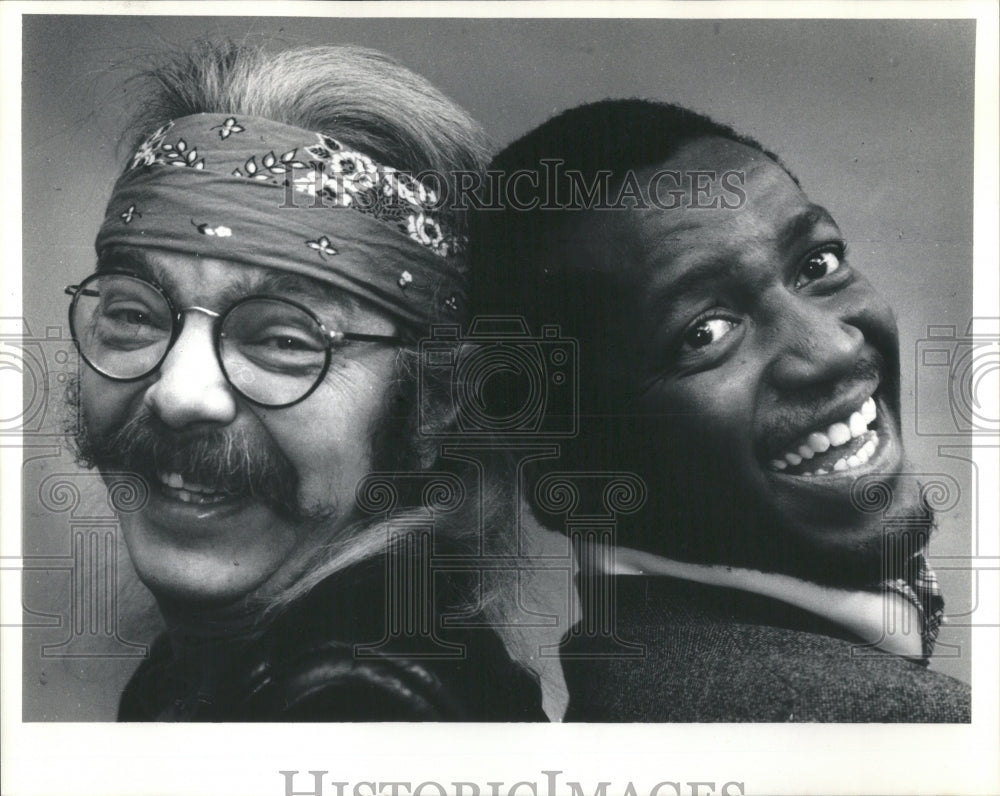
[772,397,880,475]
[827,423,851,447]
[861,397,877,423]
[159,472,222,497]
[176,490,193,503]
[808,432,831,453]
[815,468,828,475]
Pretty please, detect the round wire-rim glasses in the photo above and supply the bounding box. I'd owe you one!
[65,270,403,409]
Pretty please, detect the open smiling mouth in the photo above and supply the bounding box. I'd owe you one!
[766,395,886,477]
[156,471,237,505]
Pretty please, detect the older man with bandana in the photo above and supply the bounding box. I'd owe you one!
[65,41,558,722]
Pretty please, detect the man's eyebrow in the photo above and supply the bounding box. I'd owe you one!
[645,258,739,321]
[776,206,839,250]
[97,249,176,290]
[248,271,360,313]
[645,206,843,323]
[97,250,360,316]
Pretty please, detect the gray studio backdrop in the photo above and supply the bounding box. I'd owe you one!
[19,15,975,720]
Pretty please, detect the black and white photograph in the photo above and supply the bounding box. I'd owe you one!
[2,3,998,795]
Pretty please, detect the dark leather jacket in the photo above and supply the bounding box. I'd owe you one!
[119,553,546,721]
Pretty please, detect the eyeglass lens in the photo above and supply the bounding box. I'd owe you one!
[70,274,331,406]
[70,274,174,380]
[220,298,329,405]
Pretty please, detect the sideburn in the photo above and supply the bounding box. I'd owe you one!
[367,354,424,475]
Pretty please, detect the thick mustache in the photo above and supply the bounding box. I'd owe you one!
[85,410,300,509]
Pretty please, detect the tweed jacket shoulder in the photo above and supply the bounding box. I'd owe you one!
[560,575,971,722]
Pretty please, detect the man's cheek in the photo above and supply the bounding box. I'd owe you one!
[80,373,130,434]
[665,393,753,451]
[293,447,367,511]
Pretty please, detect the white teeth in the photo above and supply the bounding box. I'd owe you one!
[827,422,851,447]
[769,396,881,474]
[782,430,882,476]
[158,472,222,497]
[861,397,877,423]
[808,432,831,453]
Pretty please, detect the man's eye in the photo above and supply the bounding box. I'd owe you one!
[103,305,158,328]
[255,333,321,352]
[796,249,842,287]
[113,309,150,325]
[682,316,739,350]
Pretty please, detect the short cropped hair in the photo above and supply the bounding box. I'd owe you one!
[471,98,786,326]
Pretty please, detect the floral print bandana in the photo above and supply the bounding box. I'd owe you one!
[96,113,466,333]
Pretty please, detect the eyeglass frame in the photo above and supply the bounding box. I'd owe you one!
[65,269,405,409]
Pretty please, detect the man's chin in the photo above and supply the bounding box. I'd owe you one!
[629,471,934,590]
[752,465,937,589]
[139,569,273,613]
[117,484,314,605]
[734,411,938,587]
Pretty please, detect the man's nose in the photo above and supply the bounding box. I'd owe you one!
[767,300,864,391]
[142,315,237,429]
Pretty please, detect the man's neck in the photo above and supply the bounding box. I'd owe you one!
[157,595,268,644]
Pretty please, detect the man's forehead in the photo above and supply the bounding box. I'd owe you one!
[538,135,841,311]
[654,135,775,173]
[98,247,364,315]
[631,201,838,259]
[628,152,831,261]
